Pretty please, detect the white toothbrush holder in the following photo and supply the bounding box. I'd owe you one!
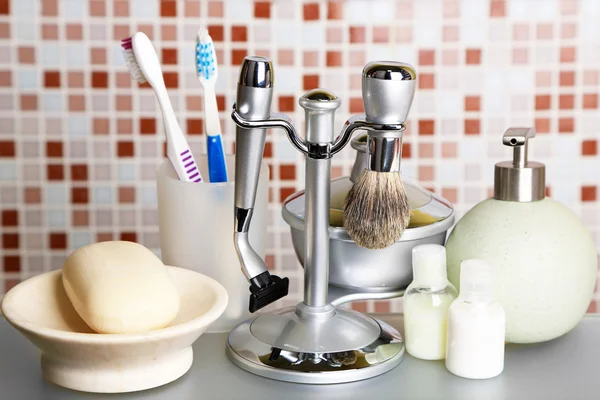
[156,154,269,332]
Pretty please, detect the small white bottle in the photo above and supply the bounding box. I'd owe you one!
[446,259,506,379]
[404,244,458,360]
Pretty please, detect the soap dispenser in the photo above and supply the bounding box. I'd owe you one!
[446,127,598,344]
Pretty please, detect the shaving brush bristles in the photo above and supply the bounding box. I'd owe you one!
[343,170,411,250]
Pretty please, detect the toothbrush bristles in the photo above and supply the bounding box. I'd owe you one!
[195,28,217,81]
[121,36,147,84]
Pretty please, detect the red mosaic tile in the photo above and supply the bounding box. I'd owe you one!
[71,187,89,204]
[581,186,597,202]
[1,210,18,227]
[161,48,177,64]
[91,71,108,88]
[161,0,177,17]
[208,25,224,42]
[349,97,364,113]
[72,210,89,227]
[326,51,342,67]
[582,140,597,156]
[464,96,480,111]
[263,142,272,158]
[583,94,598,109]
[187,119,204,135]
[255,1,271,18]
[140,118,156,134]
[232,50,247,66]
[349,26,366,43]
[304,3,320,20]
[279,187,296,203]
[46,141,62,157]
[559,94,574,110]
[419,120,435,135]
[119,187,136,203]
[558,117,574,133]
[71,164,88,181]
[535,118,550,133]
[24,187,41,204]
[402,143,411,158]
[560,47,576,63]
[44,71,60,88]
[535,95,551,110]
[216,95,225,112]
[2,233,19,249]
[232,26,247,42]
[279,96,295,112]
[0,1,9,14]
[559,71,575,86]
[419,73,435,89]
[3,256,20,273]
[279,165,296,180]
[303,75,319,91]
[464,119,480,135]
[47,165,64,181]
[465,49,481,64]
[18,47,35,64]
[117,141,134,157]
[0,141,15,157]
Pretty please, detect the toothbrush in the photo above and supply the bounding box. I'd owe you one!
[121,32,203,183]
[196,28,228,183]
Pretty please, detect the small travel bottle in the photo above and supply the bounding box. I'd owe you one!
[446,259,506,379]
[403,244,458,360]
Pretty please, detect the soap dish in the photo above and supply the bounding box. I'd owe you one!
[1,266,228,393]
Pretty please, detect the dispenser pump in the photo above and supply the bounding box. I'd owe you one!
[494,127,545,202]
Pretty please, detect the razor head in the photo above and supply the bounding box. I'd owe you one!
[249,272,290,312]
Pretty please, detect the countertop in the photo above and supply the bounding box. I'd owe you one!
[1,315,599,400]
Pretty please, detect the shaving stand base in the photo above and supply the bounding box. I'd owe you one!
[226,305,404,384]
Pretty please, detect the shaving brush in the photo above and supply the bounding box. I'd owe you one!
[343,62,416,249]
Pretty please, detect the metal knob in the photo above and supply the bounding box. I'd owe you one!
[238,56,273,88]
[362,61,417,125]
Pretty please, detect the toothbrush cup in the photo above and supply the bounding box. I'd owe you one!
[156,154,269,332]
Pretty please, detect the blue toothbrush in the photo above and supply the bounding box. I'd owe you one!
[196,28,228,183]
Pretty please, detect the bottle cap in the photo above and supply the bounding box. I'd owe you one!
[494,127,545,202]
[459,259,494,297]
[411,244,448,288]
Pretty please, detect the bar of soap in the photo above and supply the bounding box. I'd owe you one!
[62,241,180,334]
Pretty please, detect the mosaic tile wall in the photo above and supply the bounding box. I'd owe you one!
[0,0,599,313]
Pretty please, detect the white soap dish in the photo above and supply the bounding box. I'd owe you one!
[1,266,228,393]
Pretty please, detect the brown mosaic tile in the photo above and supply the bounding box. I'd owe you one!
[232,49,248,66]
[113,1,129,16]
[45,141,62,157]
[184,1,200,17]
[583,94,598,109]
[163,72,178,88]
[351,301,367,312]
[279,96,295,112]
[402,143,411,158]
[116,95,132,111]
[44,71,60,88]
[47,165,64,181]
[161,25,177,41]
[162,48,177,65]
[419,143,434,158]
[419,73,435,89]
[90,1,106,17]
[303,3,320,20]
[216,96,225,112]
[535,95,551,110]
[120,232,137,242]
[119,187,136,203]
[535,118,551,134]
[0,140,15,157]
[68,71,85,88]
[97,233,113,242]
[68,95,85,112]
[93,118,109,135]
[42,23,59,39]
[560,47,576,63]
[232,26,247,42]
[0,23,9,38]
[559,94,574,110]
[161,0,177,17]
[65,24,83,40]
[72,210,89,227]
[140,118,156,134]
[117,141,134,157]
[418,165,434,181]
[208,1,223,17]
[117,119,133,134]
[279,165,296,180]
[419,120,435,135]
[49,233,67,249]
[91,71,108,88]
[2,233,19,249]
[255,1,271,18]
[70,164,88,181]
[349,26,365,43]
[71,187,89,204]
[91,48,106,64]
[279,187,296,203]
[464,119,480,135]
[466,49,481,64]
[303,75,319,91]
[581,186,597,202]
[464,96,480,111]
[24,187,41,204]
[326,51,342,67]
[582,140,597,156]
[3,256,20,273]
[558,117,574,133]
[327,0,343,19]
[1,210,18,227]
[20,94,37,110]
[349,97,364,113]
[186,96,203,111]
[374,301,390,313]
[263,142,272,158]
[0,1,9,14]
[18,47,35,64]
[537,23,553,39]
[559,71,575,86]
[187,119,204,135]
[373,26,389,43]
[303,51,318,67]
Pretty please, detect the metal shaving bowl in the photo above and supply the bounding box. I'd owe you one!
[282,135,455,292]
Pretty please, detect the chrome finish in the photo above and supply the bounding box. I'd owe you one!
[328,286,406,306]
[362,61,416,125]
[238,56,273,88]
[226,308,404,384]
[234,207,252,233]
[494,127,545,202]
[350,134,368,182]
[368,135,402,173]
